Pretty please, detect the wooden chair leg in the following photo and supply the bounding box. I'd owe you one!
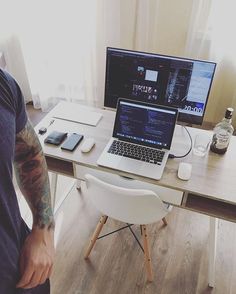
[84,215,108,259]
[162,217,168,226]
[141,225,153,282]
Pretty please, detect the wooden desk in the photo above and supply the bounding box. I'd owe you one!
[35,102,236,287]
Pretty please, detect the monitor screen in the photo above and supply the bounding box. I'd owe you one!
[104,47,216,125]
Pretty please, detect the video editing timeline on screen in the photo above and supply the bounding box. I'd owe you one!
[126,58,193,108]
[104,48,216,125]
[114,102,177,148]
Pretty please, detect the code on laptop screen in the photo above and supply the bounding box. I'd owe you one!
[113,99,178,149]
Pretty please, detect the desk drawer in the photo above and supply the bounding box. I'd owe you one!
[45,156,74,177]
[182,193,236,223]
[75,165,183,206]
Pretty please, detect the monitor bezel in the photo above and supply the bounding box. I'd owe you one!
[104,47,217,125]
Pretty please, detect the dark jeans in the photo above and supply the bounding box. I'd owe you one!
[16,280,50,294]
[0,279,50,294]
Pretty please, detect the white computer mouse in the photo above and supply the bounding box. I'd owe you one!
[81,138,95,153]
[178,162,192,181]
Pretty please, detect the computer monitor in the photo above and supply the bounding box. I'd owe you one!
[104,47,216,125]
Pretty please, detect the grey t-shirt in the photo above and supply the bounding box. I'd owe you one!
[0,70,49,293]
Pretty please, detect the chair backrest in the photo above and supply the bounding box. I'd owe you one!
[84,174,169,225]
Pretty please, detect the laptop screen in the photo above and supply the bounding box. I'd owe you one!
[113,99,178,149]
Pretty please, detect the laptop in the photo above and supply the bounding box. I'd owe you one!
[97,98,178,180]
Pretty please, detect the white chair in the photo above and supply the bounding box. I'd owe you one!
[84,173,172,282]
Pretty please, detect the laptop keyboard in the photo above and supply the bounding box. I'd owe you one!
[108,140,165,165]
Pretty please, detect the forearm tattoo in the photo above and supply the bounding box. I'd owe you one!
[14,120,55,230]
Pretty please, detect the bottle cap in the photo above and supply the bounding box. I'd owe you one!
[225,107,234,119]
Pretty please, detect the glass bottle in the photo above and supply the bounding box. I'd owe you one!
[210,107,234,154]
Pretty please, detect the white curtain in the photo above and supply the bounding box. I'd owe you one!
[0,1,32,103]
[2,0,192,112]
[131,0,236,128]
[1,0,236,127]
[14,0,121,111]
[185,0,236,127]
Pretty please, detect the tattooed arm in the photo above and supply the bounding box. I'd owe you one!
[14,120,55,289]
[14,120,54,230]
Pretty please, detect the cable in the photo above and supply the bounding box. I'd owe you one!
[38,119,55,136]
[168,126,193,159]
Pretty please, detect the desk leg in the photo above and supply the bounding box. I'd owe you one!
[208,217,218,288]
[50,173,58,213]
[76,179,82,190]
[50,172,77,214]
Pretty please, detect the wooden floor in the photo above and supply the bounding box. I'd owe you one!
[23,104,236,294]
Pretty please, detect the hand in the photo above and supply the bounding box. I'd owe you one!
[16,227,55,289]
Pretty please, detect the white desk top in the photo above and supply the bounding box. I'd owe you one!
[36,102,236,206]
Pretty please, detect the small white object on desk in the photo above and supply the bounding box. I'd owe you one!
[81,138,95,153]
[178,162,192,181]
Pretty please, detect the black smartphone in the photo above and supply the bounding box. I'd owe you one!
[61,133,84,151]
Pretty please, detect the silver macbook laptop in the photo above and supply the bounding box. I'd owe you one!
[97,98,178,180]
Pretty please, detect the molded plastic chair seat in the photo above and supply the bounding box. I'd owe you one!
[84,173,171,282]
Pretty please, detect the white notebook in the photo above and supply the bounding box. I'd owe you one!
[52,102,103,126]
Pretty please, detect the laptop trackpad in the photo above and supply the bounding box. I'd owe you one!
[118,158,141,172]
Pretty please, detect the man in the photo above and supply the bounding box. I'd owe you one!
[0,69,55,293]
